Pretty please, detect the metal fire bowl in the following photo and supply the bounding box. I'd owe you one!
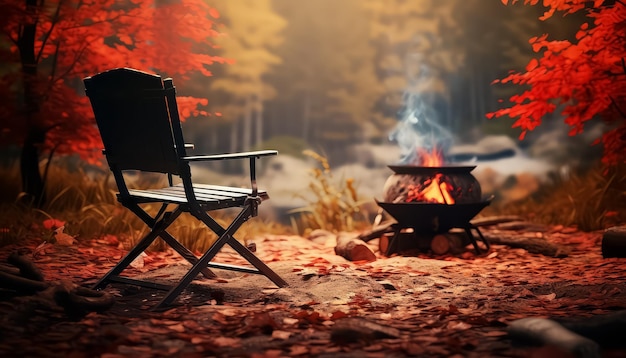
[376,196,493,234]
[387,165,476,175]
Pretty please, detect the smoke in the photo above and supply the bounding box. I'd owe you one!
[389,52,454,165]
[389,99,454,164]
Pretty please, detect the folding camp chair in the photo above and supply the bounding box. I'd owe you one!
[84,68,287,309]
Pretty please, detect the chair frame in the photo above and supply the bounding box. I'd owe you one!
[84,68,287,309]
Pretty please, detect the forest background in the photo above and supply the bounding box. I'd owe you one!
[187,0,594,165]
[1,0,622,237]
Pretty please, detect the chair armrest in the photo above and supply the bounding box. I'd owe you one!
[183,150,277,162]
[184,150,277,203]
[174,143,195,149]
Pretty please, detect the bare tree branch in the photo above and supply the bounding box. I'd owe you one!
[36,0,63,64]
[609,96,626,119]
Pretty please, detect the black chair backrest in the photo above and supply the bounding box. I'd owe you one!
[84,68,186,175]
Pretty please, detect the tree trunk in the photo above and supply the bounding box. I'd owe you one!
[242,95,253,151]
[229,119,239,154]
[17,0,46,206]
[255,95,263,148]
[20,130,46,206]
[468,62,478,127]
[302,91,311,142]
[229,116,239,173]
[210,128,218,152]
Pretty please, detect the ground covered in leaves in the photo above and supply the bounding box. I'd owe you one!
[1,223,626,357]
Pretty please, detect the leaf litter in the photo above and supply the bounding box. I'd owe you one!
[0,225,625,357]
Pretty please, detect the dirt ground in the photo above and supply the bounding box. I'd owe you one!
[1,222,626,357]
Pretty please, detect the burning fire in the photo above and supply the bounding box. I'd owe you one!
[416,147,444,167]
[406,148,455,204]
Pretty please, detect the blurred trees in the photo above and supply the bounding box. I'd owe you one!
[364,0,464,131]
[269,0,381,157]
[207,0,556,162]
[0,0,600,188]
[449,1,559,138]
[207,0,286,153]
[0,0,225,205]
[244,0,580,159]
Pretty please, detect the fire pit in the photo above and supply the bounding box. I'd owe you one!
[377,163,492,255]
[383,165,482,204]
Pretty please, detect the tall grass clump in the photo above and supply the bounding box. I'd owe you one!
[486,164,626,231]
[289,150,372,235]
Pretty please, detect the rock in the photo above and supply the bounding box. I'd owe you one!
[602,226,626,258]
[331,317,401,344]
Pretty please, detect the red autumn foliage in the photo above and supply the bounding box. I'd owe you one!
[490,0,626,166]
[0,0,228,203]
[42,218,65,231]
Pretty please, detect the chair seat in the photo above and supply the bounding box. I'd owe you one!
[126,183,269,209]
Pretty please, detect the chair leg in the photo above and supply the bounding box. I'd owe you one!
[155,204,287,309]
[93,214,175,290]
[227,238,287,287]
[154,207,249,308]
[197,206,287,287]
[139,207,215,279]
[159,230,217,279]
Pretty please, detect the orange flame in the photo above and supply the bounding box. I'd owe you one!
[406,148,455,204]
[417,147,445,167]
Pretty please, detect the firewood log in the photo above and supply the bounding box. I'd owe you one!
[335,232,376,262]
[379,234,390,255]
[365,238,380,254]
[0,270,49,293]
[482,232,569,257]
[379,231,432,256]
[508,317,600,358]
[8,251,44,281]
[430,232,467,255]
[54,280,115,316]
[357,221,395,242]
[601,226,626,258]
[1,251,115,317]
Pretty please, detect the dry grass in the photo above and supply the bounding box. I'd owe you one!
[0,161,286,250]
[289,150,373,235]
[2,157,622,250]
[483,164,626,231]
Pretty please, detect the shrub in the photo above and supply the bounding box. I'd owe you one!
[289,150,372,235]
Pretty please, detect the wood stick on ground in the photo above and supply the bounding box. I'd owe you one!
[8,251,45,281]
[358,221,395,242]
[470,215,525,227]
[335,232,376,262]
[483,232,569,258]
